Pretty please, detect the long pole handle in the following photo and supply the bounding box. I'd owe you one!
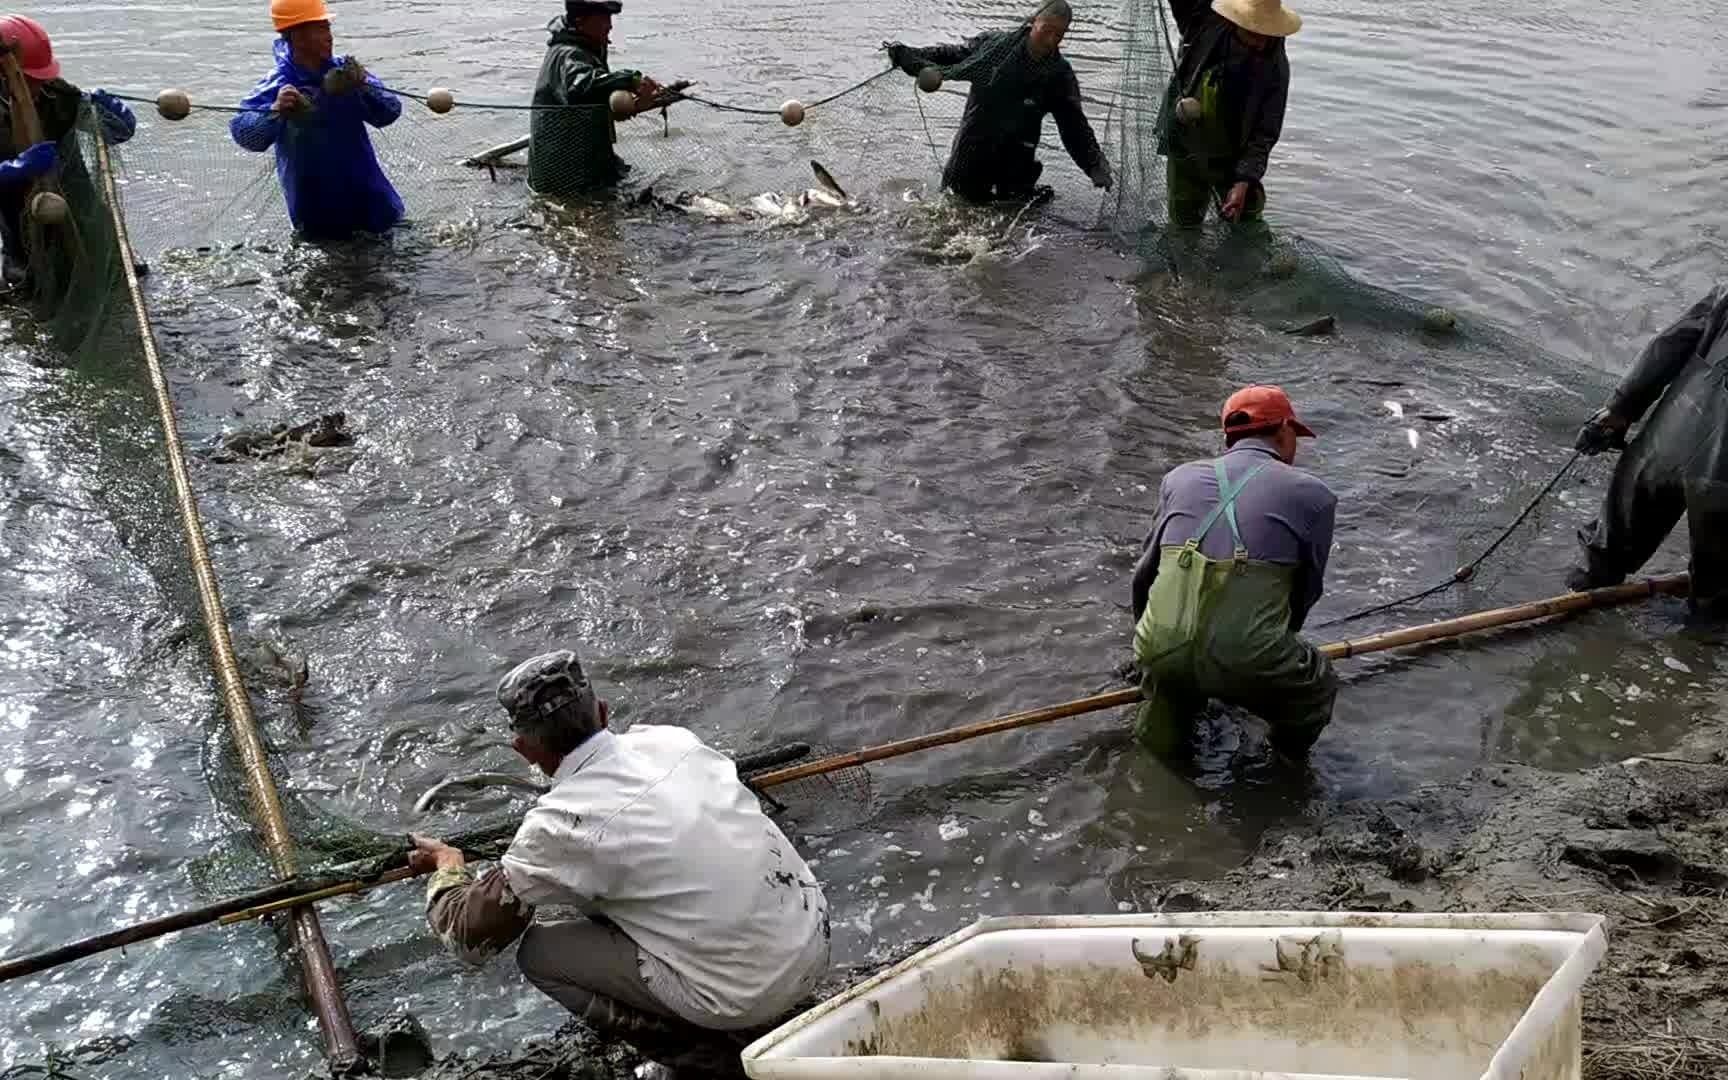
[0,573,1688,984]
[751,572,1692,787]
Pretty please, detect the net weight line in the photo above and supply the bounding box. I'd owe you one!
[1315,451,1585,631]
[0,572,1686,989]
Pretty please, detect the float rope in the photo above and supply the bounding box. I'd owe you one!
[109,66,900,119]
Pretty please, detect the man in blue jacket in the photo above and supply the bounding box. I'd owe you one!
[229,0,404,241]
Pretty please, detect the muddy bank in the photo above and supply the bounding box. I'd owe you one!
[407,709,1728,1080]
[1124,716,1728,1080]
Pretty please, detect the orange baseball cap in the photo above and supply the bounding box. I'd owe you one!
[1221,384,1316,438]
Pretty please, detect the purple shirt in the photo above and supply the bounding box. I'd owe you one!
[1131,438,1337,630]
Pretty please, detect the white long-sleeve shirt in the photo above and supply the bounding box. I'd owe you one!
[500,726,829,1025]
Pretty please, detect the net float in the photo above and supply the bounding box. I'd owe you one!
[780,99,806,127]
[1423,307,1458,333]
[28,190,68,226]
[157,88,192,122]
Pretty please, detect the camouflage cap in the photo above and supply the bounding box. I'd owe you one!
[497,650,595,727]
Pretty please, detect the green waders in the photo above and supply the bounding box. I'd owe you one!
[1133,460,1337,757]
[1166,66,1266,228]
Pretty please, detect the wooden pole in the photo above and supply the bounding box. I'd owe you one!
[0,574,1689,985]
[749,572,1693,787]
[0,824,516,984]
[1318,572,1690,661]
[92,137,361,1071]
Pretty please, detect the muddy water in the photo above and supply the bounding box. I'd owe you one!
[3,0,1726,1075]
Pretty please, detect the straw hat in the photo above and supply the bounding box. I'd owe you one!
[1211,0,1302,37]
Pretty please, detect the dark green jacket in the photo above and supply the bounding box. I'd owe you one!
[528,18,643,196]
[897,30,1104,193]
[1609,286,1728,489]
[1159,0,1289,185]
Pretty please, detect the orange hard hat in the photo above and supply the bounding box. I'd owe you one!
[0,15,61,81]
[271,0,332,33]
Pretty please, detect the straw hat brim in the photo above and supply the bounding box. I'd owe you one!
[1211,0,1302,37]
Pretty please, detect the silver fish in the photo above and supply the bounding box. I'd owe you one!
[414,772,550,814]
[664,160,855,223]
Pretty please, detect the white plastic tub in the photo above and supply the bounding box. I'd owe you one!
[743,912,1607,1080]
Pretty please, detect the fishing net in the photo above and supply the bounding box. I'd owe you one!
[87,0,1173,265]
[9,0,1627,1003]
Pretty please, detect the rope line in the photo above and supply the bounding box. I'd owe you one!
[111,67,902,120]
[1314,451,1585,630]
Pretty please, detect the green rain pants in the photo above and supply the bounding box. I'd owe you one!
[1165,65,1267,228]
[1132,461,1336,757]
[1167,155,1265,228]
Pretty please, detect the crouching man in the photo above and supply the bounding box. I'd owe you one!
[409,649,830,1078]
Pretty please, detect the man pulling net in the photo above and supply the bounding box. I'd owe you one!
[230,0,405,241]
[1129,386,1338,761]
[884,0,1112,205]
[529,0,687,198]
[408,649,829,1079]
[1159,0,1300,227]
[1570,285,1728,627]
[0,14,134,287]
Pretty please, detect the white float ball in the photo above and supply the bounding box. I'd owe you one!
[29,190,68,226]
[426,88,455,115]
[609,89,637,119]
[780,99,806,127]
[157,88,192,122]
[1175,96,1202,124]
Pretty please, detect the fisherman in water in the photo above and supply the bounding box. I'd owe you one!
[0,14,135,285]
[884,0,1112,205]
[230,0,404,241]
[1570,287,1728,626]
[1160,0,1300,227]
[530,1,686,197]
[409,650,829,1078]
[1130,386,1337,760]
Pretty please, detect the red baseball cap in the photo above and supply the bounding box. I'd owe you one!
[1221,384,1316,438]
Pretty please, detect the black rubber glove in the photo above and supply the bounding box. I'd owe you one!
[882,42,912,71]
[1575,408,1629,456]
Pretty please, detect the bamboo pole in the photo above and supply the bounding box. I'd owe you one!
[748,572,1693,788]
[0,573,1689,986]
[0,825,517,984]
[93,138,360,1070]
[1318,572,1690,661]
